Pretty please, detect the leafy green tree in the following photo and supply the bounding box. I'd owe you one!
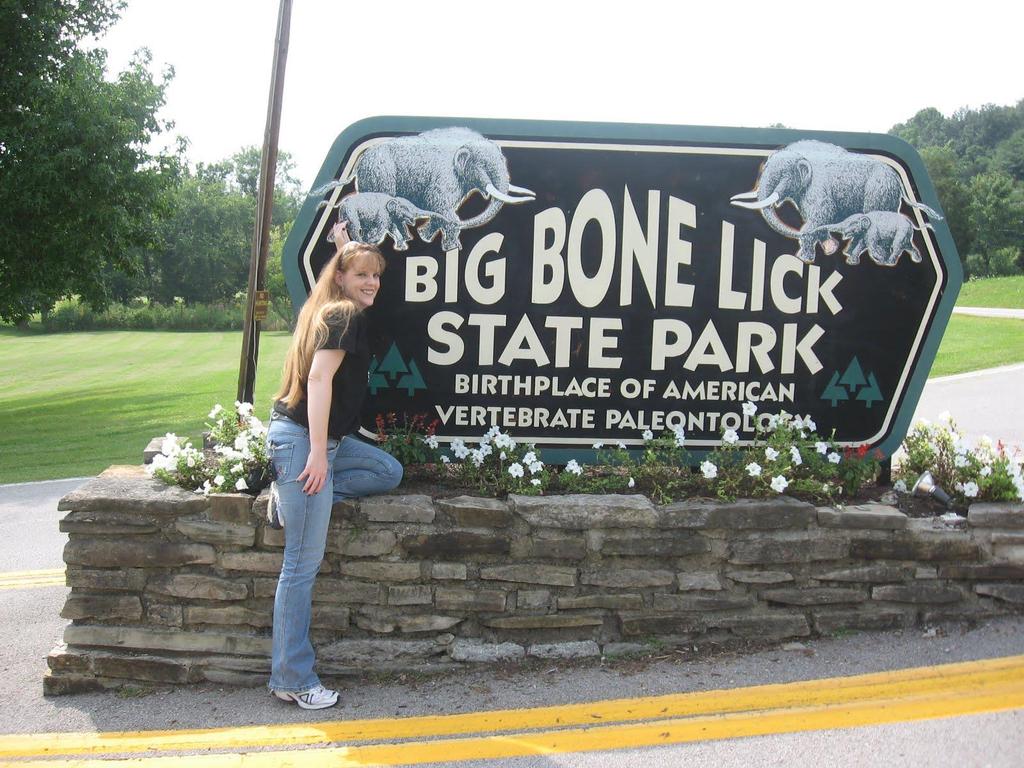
[919,146,975,256]
[968,171,1024,256]
[890,107,950,149]
[0,1,179,322]
[993,128,1024,182]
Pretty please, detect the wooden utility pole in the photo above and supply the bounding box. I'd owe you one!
[237,0,293,404]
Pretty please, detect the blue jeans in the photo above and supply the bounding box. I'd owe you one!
[266,414,403,692]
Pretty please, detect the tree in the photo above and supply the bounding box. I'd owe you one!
[969,171,1024,256]
[890,107,950,149]
[919,146,975,255]
[0,1,179,322]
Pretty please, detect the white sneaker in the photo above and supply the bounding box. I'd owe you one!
[272,684,338,710]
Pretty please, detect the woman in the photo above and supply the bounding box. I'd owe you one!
[266,223,403,709]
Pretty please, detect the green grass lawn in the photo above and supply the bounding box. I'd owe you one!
[1,314,1022,483]
[956,275,1024,309]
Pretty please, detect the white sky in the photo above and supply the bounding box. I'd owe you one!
[97,0,1023,189]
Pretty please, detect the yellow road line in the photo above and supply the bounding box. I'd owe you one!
[8,676,1024,767]
[0,567,66,590]
[2,654,1022,760]
[0,568,65,579]
[0,580,66,590]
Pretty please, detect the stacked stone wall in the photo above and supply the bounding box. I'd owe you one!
[46,466,1024,694]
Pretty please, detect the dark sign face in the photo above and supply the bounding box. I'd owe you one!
[283,118,961,461]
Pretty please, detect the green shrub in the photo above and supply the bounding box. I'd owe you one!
[989,246,1022,277]
[963,253,989,279]
[39,297,291,332]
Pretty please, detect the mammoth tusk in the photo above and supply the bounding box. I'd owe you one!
[486,183,534,204]
[507,184,536,197]
[730,190,780,210]
[730,190,758,201]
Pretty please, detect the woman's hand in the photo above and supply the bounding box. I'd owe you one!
[331,221,351,247]
[297,449,329,495]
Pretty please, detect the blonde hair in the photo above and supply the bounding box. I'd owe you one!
[275,241,386,408]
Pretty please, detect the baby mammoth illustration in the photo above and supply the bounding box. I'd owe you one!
[317,127,535,251]
[810,211,932,267]
[731,140,941,263]
[321,193,456,252]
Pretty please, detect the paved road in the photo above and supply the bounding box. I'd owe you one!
[1,368,1023,766]
[953,306,1024,319]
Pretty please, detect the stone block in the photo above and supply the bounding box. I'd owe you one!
[485,614,603,630]
[47,646,90,674]
[677,572,723,591]
[363,495,435,523]
[761,588,867,606]
[938,564,1024,580]
[402,532,510,557]
[871,584,963,603]
[511,537,587,560]
[146,603,183,627]
[528,641,601,659]
[974,584,1024,604]
[817,504,908,530]
[147,574,249,601]
[209,493,255,524]
[65,568,148,592]
[726,570,794,584]
[59,511,159,535]
[388,585,433,606]
[660,497,816,530]
[327,529,397,557]
[431,563,468,580]
[916,567,939,580]
[517,590,552,610]
[600,533,709,557]
[219,552,285,573]
[729,535,847,565]
[435,587,507,612]
[261,526,285,548]
[397,615,463,633]
[812,607,912,634]
[64,539,216,569]
[339,561,423,582]
[43,671,107,696]
[143,435,164,464]
[185,604,273,627]
[557,594,644,611]
[849,533,982,562]
[968,503,1024,529]
[63,625,271,656]
[58,467,208,516]
[619,613,705,636]
[311,605,351,630]
[602,642,653,657]
[312,579,382,604]
[511,494,658,529]
[174,518,256,547]
[320,637,450,664]
[711,612,811,639]
[61,595,143,621]
[480,565,577,587]
[652,593,754,612]
[580,569,674,588]
[816,566,909,583]
[90,653,196,684]
[450,640,525,662]
[437,496,513,528]
[993,545,1024,563]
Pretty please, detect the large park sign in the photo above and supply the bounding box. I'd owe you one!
[282,117,962,461]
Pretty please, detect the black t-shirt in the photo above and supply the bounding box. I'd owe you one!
[274,310,369,439]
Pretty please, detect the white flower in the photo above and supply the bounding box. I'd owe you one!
[423,434,439,450]
[980,435,994,448]
[746,462,762,477]
[565,459,583,476]
[815,441,829,454]
[828,452,841,464]
[451,439,469,460]
[440,455,451,464]
[470,450,485,467]
[592,442,604,450]
[961,481,979,498]
[770,475,789,493]
[478,443,493,458]
[954,454,969,468]
[938,410,952,424]
[484,425,502,440]
[766,414,781,431]
[618,441,627,450]
[642,429,654,441]
[494,433,516,450]
[894,479,908,493]
[234,435,247,451]
[500,451,507,461]
[202,480,212,496]
[790,446,802,466]
[804,416,817,432]
[723,429,739,445]
[765,447,779,461]
[508,463,524,478]
[700,460,718,479]
[529,461,544,474]
[186,455,196,468]
[208,404,224,419]
[531,478,541,486]
[523,451,537,465]
[981,465,992,477]
[628,477,635,488]
[235,401,254,418]
[235,477,248,491]
[213,474,225,487]
[673,427,686,448]
[742,401,757,417]
[231,462,244,474]
[160,433,181,457]
[249,416,266,435]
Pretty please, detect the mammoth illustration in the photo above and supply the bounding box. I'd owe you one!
[809,211,932,267]
[731,140,941,263]
[318,127,535,251]
[321,192,456,252]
